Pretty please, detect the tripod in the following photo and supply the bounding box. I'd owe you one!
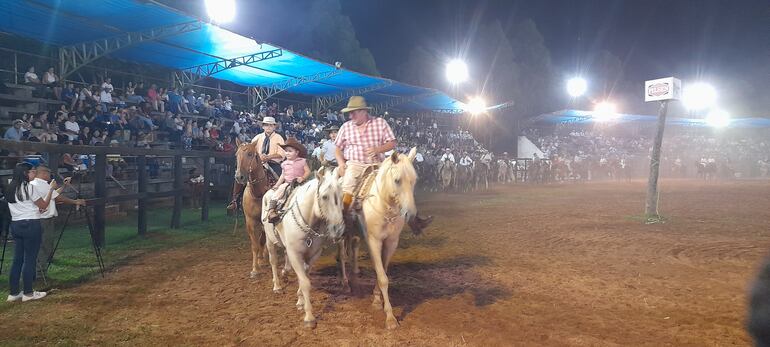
[46,172,105,277]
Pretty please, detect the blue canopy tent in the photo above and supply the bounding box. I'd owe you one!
[532,110,770,128]
[0,0,467,114]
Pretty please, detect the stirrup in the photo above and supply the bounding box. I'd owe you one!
[226,200,238,210]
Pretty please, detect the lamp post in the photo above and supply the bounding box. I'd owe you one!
[643,77,682,220]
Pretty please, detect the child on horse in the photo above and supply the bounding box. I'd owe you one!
[266,138,310,223]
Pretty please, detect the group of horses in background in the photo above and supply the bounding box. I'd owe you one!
[234,139,420,330]
[416,155,638,192]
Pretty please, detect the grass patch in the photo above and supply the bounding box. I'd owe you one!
[0,202,234,298]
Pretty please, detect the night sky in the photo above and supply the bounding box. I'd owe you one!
[341,0,769,116]
[183,0,769,116]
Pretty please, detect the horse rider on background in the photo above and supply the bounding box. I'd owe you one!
[334,96,432,234]
[227,116,285,210]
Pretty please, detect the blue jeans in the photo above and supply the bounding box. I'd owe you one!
[9,219,42,295]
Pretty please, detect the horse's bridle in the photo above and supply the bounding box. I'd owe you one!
[241,148,268,197]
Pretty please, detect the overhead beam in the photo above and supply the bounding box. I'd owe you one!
[314,81,393,112]
[251,69,343,108]
[370,92,439,114]
[175,48,284,87]
[58,20,202,79]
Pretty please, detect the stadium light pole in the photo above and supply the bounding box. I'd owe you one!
[643,77,681,221]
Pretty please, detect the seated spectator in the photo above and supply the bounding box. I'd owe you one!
[63,114,80,142]
[62,83,76,109]
[24,66,40,84]
[90,129,107,146]
[42,67,61,100]
[100,78,114,112]
[79,126,92,145]
[185,89,198,114]
[167,87,184,114]
[222,96,233,118]
[146,84,160,112]
[4,119,25,141]
[159,87,168,113]
[125,81,144,104]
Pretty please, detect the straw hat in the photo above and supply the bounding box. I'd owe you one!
[324,125,340,133]
[279,137,307,158]
[340,96,371,113]
[261,116,277,125]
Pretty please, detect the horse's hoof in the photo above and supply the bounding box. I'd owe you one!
[273,288,283,294]
[303,319,317,329]
[249,271,258,278]
[385,317,399,330]
[371,299,383,310]
[296,303,304,311]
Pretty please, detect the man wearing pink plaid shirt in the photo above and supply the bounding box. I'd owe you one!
[334,96,433,234]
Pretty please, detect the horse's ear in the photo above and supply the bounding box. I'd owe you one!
[390,151,399,164]
[316,166,326,180]
[407,147,417,162]
[235,137,243,147]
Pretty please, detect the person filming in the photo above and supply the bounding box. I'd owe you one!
[4,163,56,302]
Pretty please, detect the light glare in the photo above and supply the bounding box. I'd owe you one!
[593,101,618,121]
[705,109,731,128]
[206,0,235,23]
[683,82,717,111]
[446,59,469,84]
[465,97,487,115]
[566,77,588,97]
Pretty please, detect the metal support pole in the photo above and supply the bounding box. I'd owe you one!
[137,155,148,235]
[645,100,669,218]
[94,153,107,247]
[171,155,183,229]
[201,156,211,221]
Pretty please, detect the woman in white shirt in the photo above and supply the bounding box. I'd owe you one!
[42,67,62,100]
[5,163,56,302]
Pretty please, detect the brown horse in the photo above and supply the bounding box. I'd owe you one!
[235,138,271,277]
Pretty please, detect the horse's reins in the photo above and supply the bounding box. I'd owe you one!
[363,165,406,225]
[279,180,333,247]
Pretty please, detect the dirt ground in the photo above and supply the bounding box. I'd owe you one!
[1,179,768,346]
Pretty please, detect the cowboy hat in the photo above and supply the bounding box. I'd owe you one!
[260,116,277,125]
[279,137,307,158]
[340,96,371,113]
[324,125,340,132]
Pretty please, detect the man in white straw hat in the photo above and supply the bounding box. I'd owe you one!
[226,116,285,210]
[334,96,433,233]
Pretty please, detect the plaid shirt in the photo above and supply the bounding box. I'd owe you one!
[335,117,396,164]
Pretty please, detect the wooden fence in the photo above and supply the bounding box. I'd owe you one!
[0,139,234,246]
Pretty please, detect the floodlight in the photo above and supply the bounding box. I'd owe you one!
[465,97,486,115]
[566,77,588,97]
[446,59,469,84]
[206,0,235,23]
[593,101,617,121]
[682,82,717,111]
[705,109,731,128]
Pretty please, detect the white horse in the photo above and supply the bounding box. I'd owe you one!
[261,167,345,328]
[347,149,419,329]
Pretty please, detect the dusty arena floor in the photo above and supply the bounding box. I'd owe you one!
[1,180,768,346]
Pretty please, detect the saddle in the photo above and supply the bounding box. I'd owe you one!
[351,165,379,212]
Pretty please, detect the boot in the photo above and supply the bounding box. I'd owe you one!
[408,214,433,236]
[267,200,281,224]
[226,181,244,210]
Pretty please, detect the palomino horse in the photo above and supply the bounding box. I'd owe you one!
[438,160,454,191]
[261,167,344,328]
[345,149,419,329]
[234,138,271,277]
